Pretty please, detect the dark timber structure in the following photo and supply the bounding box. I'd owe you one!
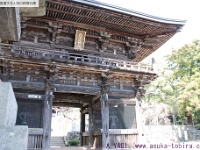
[0,0,185,149]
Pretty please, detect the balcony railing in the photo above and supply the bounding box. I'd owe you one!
[0,43,153,73]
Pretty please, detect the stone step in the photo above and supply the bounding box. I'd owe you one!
[50,136,66,147]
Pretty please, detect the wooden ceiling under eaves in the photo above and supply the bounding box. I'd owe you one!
[24,0,186,62]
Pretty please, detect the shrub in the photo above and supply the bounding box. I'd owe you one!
[195,124,200,130]
[69,139,80,146]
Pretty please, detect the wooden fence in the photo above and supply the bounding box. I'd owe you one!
[28,128,43,150]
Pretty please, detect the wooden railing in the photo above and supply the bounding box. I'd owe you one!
[0,43,153,73]
[28,128,43,150]
[82,129,138,149]
[82,132,90,146]
[92,131,102,148]
[109,129,138,149]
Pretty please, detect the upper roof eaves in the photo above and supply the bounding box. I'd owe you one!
[71,0,186,26]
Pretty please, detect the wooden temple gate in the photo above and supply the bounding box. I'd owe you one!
[0,0,185,149]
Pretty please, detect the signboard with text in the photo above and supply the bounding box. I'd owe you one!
[74,30,86,50]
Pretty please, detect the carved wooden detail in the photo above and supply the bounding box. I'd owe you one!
[125,37,143,60]
[21,28,50,44]
[97,31,112,52]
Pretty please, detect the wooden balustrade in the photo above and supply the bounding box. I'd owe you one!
[82,132,90,146]
[109,129,138,149]
[82,129,138,149]
[28,128,43,150]
[0,43,153,73]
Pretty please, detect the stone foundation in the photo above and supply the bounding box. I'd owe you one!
[0,126,28,150]
[0,81,18,126]
[0,81,28,150]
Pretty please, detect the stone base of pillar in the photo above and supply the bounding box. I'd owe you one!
[0,81,18,126]
[0,126,28,150]
[0,81,28,150]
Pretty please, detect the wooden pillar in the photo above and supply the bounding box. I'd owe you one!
[100,78,110,150]
[135,86,145,144]
[42,79,54,150]
[80,109,82,146]
[80,108,85,146]
[88,102,94,147]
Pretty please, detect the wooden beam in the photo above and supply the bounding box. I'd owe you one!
[108,89,136,98]
[11,80,137,98]
[54,84,100,95]
[53,102,83,108]
[108,99,136,105]
[12,81,45,91]
[10,79,140,99]
[55,85,137,98]
[54,93,93,103]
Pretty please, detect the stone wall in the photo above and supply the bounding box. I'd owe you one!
[143,125,200,143]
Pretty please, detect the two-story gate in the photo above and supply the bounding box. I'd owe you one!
[0,0,185,149]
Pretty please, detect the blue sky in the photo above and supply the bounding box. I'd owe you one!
[97,0,200,59]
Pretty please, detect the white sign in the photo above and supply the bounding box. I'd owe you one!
[0,0,39,7]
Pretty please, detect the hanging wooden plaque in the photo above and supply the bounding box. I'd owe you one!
[74,30,86,50]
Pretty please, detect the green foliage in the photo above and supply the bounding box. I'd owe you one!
[195,124,200,130]
[145,39,200,124]
[69,139,80,146]
[145,69,177,108]
[168,40,200,122]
